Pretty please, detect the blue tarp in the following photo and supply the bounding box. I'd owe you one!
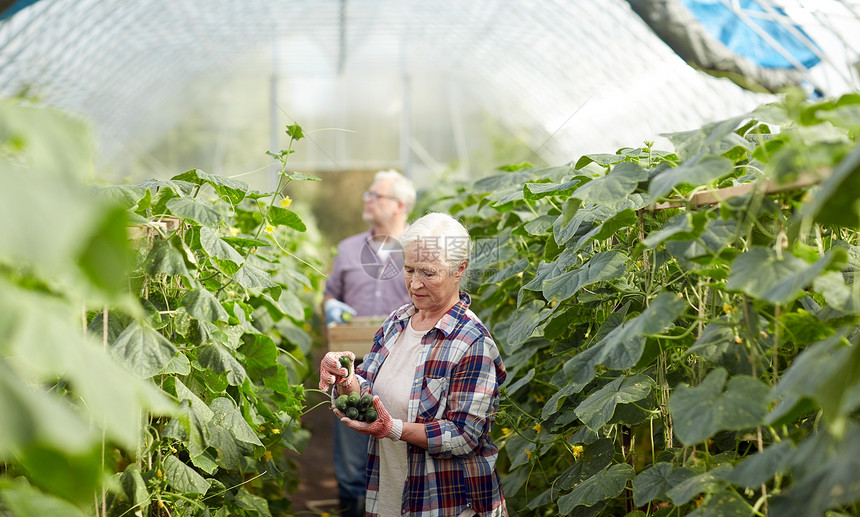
[680,0,820,69]
[1,0,41,20]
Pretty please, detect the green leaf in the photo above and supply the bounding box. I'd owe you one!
[572,162,647,205]
[143,239,191,279]
[0,477,91,517]
[726,247,838,304]
[799,142,860,228]
[643,211,707,249]
[210,397,264,446]
[232,263,278,291]
[557,463,635,514]
[563,292,685,385]
[117,465,150,510]
[199,226,244,274]
[648,156,734,199]
[163,454,210,495]
[235,487,273,517]
[181,288,229,322]
[0,364,96,457]
[208,423,247,469]
[524,179,581,201]
[89,184,148,209]
[506,300,548,348]
[285,122,304,140]
[268,206,307,231]
[553,198,583,245]
[667,464,733,505]
[77,205,132,295]
[542,251,627,302]
[575,374,653,431]
[721,441,793,489]
[171,169,249,204]
[198,343,248,386]
[769,331,860,433]
[663,115,748,162]
[556,438,615,490]
[285,171,321,181]
[670,368,769,445]
[632,463,695,506]
[687,491,752,517]
[166,196,222,227]
[110,321,178,378]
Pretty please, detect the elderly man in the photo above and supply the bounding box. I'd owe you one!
[322,169,416,517]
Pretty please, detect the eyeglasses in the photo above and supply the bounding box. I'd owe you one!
[362,191,396,202]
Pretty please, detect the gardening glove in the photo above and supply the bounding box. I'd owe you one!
[319,351,356,392]
[324,298,357,325]
[335,395,403,441]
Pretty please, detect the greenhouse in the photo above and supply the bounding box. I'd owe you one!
[1,0,860,515]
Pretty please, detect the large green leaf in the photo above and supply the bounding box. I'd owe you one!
[768,331,860,433]
[143,238,191,279]
[0,477,91,517]
[199,226,244,274]
[198,344,248,386]
[268,206,307,231]
[670,368,769,445]
[77,204,132,295]
[575,374,653,431]
[632,463,695,506]
[542,251,627,302]
[232,263,278,290]
[506,300,549,348]
[110,321,178,378]
[562,292,685,385]
[648,156,734,199]
[557,463,635,515]
[210,397,263,446]
[171,169,249,205]
[181,287,229,322]
[556,438,615,490]
[663,115,749,162]
[572,162,647,205]
[235,487,273,517]
[166,196,222,227]
[0,364,96,458]
[721,441,793,489]
[726,247,839,304]
[643,211,707,249]
[798,141,860,228]
[163,454,210,495]
[687,491,752,517]
[524,179,581,201]
[666,464,733,505]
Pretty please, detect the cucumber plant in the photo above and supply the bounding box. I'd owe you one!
[421,88,860,516]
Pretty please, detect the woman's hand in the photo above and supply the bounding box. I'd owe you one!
[335,395,403,441]
[318,351,356,391]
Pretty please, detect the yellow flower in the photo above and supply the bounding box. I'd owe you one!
[229,226,241,237]
[280,195,293,208]
[271,428,281,435]
[735,335,743,344]
[572,445,584,459]
[156,469,163,478]
[263,450,273,462]
[532,423,542,434]
[265,224,275,234]
[525,449,533,460]
[723,303,734,313]
[502,428,512,436]
[258,425,266,431]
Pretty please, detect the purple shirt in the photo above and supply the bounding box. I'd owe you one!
[324,230,411,318]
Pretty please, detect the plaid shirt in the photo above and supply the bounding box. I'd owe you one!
[356,293,507,517]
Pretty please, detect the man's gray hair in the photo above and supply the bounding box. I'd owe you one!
[375,169,416,214]
[400,212,471,270]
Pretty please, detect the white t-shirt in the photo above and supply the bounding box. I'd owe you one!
[372,319,479,517]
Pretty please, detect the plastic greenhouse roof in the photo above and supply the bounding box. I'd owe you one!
[0,0,858,183]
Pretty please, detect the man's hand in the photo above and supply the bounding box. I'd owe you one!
[335,395,403,441]
[324,299,357,325]
[319,351,355,391]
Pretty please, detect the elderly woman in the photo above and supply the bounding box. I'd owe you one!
[319,212,507,517]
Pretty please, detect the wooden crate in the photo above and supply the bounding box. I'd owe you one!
[326,316,385,358]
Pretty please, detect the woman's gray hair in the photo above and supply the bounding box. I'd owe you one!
[399,212,471,270]
[375,169,416,214]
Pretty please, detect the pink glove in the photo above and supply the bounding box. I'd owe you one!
[319,351,355,391]
[335,395,403,441]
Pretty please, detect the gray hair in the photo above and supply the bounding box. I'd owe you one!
[374,169,416,214]
[400,212,471,270]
